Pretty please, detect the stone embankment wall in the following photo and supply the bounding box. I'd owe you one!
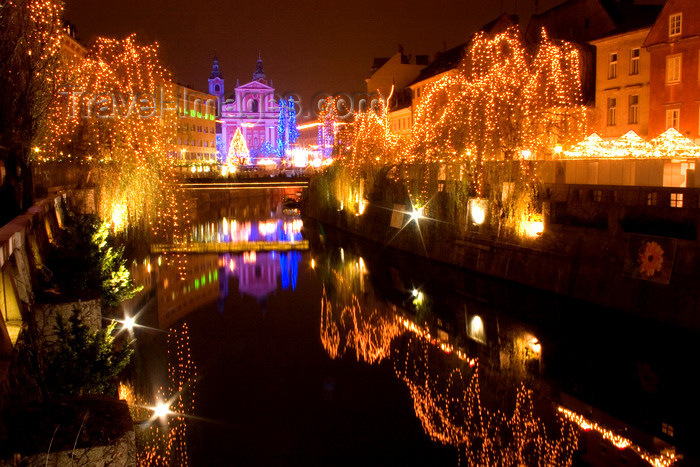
[1,194,67,372]
[0,190,137,465]
[1,189,102,373]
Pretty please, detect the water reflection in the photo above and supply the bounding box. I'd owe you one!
[216,251,301,313]
[317,254,578,465]
[121,322,196,466]
[191,217,304,245]
[125,190,684,466]
[315,245,680,467]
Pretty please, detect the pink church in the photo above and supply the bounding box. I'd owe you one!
[209,56,279,163]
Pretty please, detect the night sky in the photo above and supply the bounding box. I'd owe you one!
[65,0,563,120]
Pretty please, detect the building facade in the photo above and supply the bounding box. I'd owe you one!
[365,49,429,103]
[387,14,518,137]
[591,27,653,138]
[60,21,87,62]
[174,85,217,169]
[644,0,700,142]
[209,57,279,163]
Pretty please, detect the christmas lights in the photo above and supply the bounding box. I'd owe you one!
[563,128,700,159]
[225,127,250,166]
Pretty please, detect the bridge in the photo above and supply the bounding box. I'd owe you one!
[181,179,309,191]
[150,240,309,254]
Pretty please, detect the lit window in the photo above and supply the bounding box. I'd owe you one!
[628,95,639,124]
[669,13,681,37]
[662,422,674,437]
[670,193,683,208]
[630,48,640,75]
[608,52,618,79]
[647,192,657,206]
[607,97,617,126]
[593,189,602,202]
[666,109,679,130]
[667,54,681,83]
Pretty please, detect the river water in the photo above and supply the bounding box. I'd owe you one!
[125,189,696,466]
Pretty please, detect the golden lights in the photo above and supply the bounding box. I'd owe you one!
[557,407,678,467]
[562,129,700,160]
[318,258,578,465]
[317,251,676,467]
[318,26,585,236]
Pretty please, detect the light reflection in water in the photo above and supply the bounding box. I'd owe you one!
[216,251,301,307]
[317,248,679,467]
[191,217,303,245]
[121,323,197,466]
[143,248,302,327]
[320,284,578,465]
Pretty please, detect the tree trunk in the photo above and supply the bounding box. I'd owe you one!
[20,156,34,211]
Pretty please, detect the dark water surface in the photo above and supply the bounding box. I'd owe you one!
[128,190,696,466]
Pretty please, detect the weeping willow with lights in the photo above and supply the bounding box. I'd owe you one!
[0,0,65,210]
[40,34,186,242]
[411,27,585,169]
[321,26,586,236]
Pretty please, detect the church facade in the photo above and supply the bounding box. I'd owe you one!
[209,56,279,163]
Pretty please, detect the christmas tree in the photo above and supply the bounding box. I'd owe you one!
[287,96,299,145]
[227,128,250,165]
[277,98,287,157]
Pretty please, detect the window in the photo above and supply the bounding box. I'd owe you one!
[630,48,640,75]
[647,192,657,206]
[667,54,681,83]
[608,52,618,79]
[670,193,683,208]
[593,189,602,202]
[251,99,259,113]
[629,95,639,124]
[666,109,679,130]
[214,84,220,93]
[669,13,682,37]
[607,97,617,126]
[662,423,674,437]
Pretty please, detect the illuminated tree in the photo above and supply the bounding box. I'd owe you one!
[0,0,64,214]
[226,128,250,165]
[276,97,300,159]
[276,98,287,157]
[411,27,586,167]
[286,96,299,144]
[334,26,586,228]
[346,96,401,180]
[317,96,338,159]
[41,34,179,236]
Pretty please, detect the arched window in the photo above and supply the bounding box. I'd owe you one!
[251,99,259,113]
[214,84,220,93]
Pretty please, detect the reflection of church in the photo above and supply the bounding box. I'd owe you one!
[236,252,280,301]
[217,251,301,314]
[209,56,278,162]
